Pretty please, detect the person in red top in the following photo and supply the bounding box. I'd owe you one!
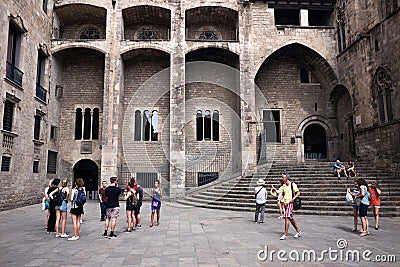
[369,181,382,230]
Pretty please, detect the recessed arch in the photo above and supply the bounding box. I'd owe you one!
[73,159,99,198]
[327,84,354,119]
[120,46,172,61]
[52,43,107,56]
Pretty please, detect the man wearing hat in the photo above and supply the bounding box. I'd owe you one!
[255,178,268,223]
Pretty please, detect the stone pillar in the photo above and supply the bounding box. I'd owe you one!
[239,5,257,176]
[300,9,309,27]
[100,4,121,182]
[169,3,186,201]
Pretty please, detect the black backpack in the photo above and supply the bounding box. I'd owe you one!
[52,189,63,206]
[75,189,86,207]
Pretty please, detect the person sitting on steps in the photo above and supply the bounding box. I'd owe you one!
[333,159,348,178]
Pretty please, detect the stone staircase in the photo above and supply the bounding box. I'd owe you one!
[177,161,400,216]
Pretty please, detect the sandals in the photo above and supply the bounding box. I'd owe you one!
[359,231,368,237]
[155,222,159,226]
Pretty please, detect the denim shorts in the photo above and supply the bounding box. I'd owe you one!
[55,200,68,212]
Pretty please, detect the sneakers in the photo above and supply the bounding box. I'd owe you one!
[67,236,80,241]
[293,231,302,238]
[136,225,142,229]
[278,216,283,220]
[55,233,61,238]
[102,233,108,238]
[60,233,69,238]
[280,235,287,240]
[108,233,117,239]
[124,229,131,233]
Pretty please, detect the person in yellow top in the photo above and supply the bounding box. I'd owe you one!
[278,173,302,240]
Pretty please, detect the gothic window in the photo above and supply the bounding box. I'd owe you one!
[138,30,159,40]
[263,110,281,142]
[374,66,394,123]
[75,108,83,140]
[384,0,399,17]
[199,30,218,40]
[336,3,346,52]
[196,109,219,141]
[80,28,100,39]
[75,107,100,140]
[134,109,158,141]
[92,108,99,140]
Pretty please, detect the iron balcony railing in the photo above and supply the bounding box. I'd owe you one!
[36,83,47,103]
[6,61,23,86]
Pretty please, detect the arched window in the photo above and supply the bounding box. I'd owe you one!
[151,110,158,141]
[212,110,219,141]
[134,110,141,141]
[137,30,159,40]
[300,68,310,83]
[143,110,151,141]
[83,108,91,139]
[196,110,203,141]
[204,110,211,140]
[92,108,99,140]
[374,66,394,123]
[75,108,82,140]
[199,30,218,40]
[80,28,100,39]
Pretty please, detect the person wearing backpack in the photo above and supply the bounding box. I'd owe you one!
[68,178,85,241]
[49,179,70,238]
[102,176,122,239]
[47,179,60,233]
[123,181,137,232]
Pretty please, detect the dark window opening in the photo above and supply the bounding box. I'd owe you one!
[375,40,379,52]
[50,126,57,140]
[83,108,91,139]
[308,10,332,26]
[198,172,219,186]
[378,91,385,123]
[1,156,11,172]
[92,108,99,140]
[196,110,203,141]
[386,92,394,122]
[340,24,346,50]
[263,110,281,143]
[3,100,14,132]
[42,0,48,13]
[34,115,41,140]
[300,68,310,83]
[315,103,318,111]
[33,160,39,173]
[6,23,23,86]
[75,108,82,140]
[47,150,57,174]
[143,110,151,141]
[212,110,219,141]
[204,110,211,140]
[134,110,141,141]
[275,9,300,26]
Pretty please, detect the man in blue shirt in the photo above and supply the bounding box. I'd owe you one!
[333,159,348,178]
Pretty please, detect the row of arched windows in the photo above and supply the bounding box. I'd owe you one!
[134,110,158,141]
[196,110,219,141]
[75,108,99,140]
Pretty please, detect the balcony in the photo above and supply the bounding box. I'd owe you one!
[6,61,23,87]
[35,83,47,103]
[1,130,17,149]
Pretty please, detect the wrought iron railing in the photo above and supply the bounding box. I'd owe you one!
[6,61,23,86]
[36,83,47,102]
[185,29,238,41]
[2,132,15,149]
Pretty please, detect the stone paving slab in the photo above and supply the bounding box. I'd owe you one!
[0,200,398,266]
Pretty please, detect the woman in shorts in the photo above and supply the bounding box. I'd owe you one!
[69,178,85,241]
[369,181,382,230]
[150,180,162,227]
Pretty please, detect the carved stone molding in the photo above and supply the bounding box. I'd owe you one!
[39,43,50,57]
[9,13,28,33]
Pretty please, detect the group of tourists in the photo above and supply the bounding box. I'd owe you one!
[43,176,163,241]
[44,178,86,241]
[255,173,302,240]
[332,159,356,178]
[347,178,382,236]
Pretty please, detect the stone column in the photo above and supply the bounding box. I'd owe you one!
[169,2,186,201]
[100,4,121,182]
[239,5,257,176]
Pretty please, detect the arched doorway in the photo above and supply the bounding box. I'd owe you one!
[304,124,327,159]
[73,159,98,199]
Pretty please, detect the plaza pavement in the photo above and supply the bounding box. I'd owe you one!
[0,200,398,267]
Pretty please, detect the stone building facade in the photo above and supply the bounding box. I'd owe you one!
[0,0,398,210]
